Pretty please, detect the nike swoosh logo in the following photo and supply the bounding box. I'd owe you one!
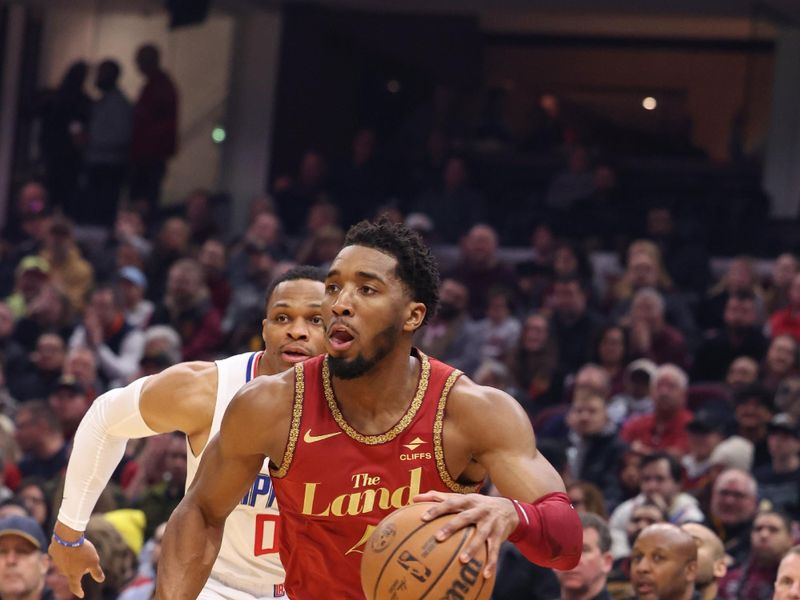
[303,429,342,443]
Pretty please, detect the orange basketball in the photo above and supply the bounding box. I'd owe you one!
[360,502,494,600]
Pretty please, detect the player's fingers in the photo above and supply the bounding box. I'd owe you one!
[435,506,485,541]
[67,575,85,599]
[420,494,468,521]
[89,563,105,583]
[482,528,502,578]
[459,516,495,562]
[414,491,448,505]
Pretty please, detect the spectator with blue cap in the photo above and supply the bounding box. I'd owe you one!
[117,266,153,330]
[0,515,53,599]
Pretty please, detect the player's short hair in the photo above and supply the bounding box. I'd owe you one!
[264,265,325,310]
[580,512,611,553]
[343,218,440,325]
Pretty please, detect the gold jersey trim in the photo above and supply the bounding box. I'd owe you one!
[271,362,305,478]
[433,369,480,494]
[321,352,431,445]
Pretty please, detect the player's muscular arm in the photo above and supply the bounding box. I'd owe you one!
[50,363,216,597]
[156,373,294,599]
[416,379,580,575]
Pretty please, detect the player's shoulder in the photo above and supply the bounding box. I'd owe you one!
[448,374,528,423]
[227,366,297,418]
[144,361,217,397]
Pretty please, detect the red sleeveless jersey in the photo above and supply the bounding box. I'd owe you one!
[270,350,480,599]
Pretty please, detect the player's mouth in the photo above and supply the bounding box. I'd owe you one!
[328,323,355,352]
[280,344,312,364]
[633,581,655,595]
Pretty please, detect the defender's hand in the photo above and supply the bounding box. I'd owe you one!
[414,491,519,578]
[48,522,105,598]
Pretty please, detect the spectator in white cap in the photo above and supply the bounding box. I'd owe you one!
[116,266,153,329]
[0,515,52,599]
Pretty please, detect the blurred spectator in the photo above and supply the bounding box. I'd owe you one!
[145,217,190,303]
[183,190,219,246]
[477,288,520,362]
[719,510,793,600]
[15,479,50,535]
[692,291,768,383]
[732,384,775,471]
[608,498,667,593]
[552,512,614,600]
[775,375,800,422]
[39,218,93,313]
[765,253,798,315]
[414,156,485,244]
[591,325,629,397]
[507,313,564,414]
[117,267,153,330]
[12,284,74,353]
[607,359,656,427]
[545,146,594,213]
[130,44,178,220]
[37,61,91,212]
[151,259,222,361]
[415,278,482,377]
[91,207,151,282]
[62,347,103,401]
[552,241,594,288]
[133,434,185,539]
[0,302,27,371]
[762,335,799,392]
[709,469,759,568]
[624,288,689,369]
[566,391,627,509]
[774,547,800,600]
[197,239,231,315]
[609,452,704,559]
[699,256,764,333]
[753,414,800,516]
[69,286,145,387]
[83,59,132,226]
[222,246,274,351]
[727,355,760,391]
[118,521,166,600]
[445,224,518,319]
[84,511,141,598]
[6,258,50,321]
[550,274,605,374]
[567,481,609,519]
[274,150,329,235]
[621,364,693,456]
[228,213,287,288]
[138,326,182,377]
[6,183,50,260]
[0,515,52,600]
[681,523,727,600]
[294,225,344,270]
[330,128,387,227]
[47,375,90,441]
[629,524,699,600]
[10,333,65,402]
[515,224,557,310]
[15,402,66,482]
[681,411,726,511]
[769,273,800,343]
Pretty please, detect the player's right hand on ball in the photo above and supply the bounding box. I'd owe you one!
[48,522,105,599]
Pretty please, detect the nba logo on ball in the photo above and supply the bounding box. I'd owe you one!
[361,503,494,600]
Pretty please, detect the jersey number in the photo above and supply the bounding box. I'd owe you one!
[254,514,279,556]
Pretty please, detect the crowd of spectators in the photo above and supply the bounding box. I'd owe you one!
[1,48,798,599]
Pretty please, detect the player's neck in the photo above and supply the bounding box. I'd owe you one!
[331,345,419,429]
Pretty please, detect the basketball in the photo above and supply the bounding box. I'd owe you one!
[360,502,494,600]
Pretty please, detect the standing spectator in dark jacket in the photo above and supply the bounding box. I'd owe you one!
[83,59,132,226]
[9,334,65,403]
[753,414,800,516]
[130,44,178,220]
[551,274,605,374]
[566,390,627,509]
[732,384,775,471]
[692,291,768,383]
[150,259,221,361]
[14,402,67,482]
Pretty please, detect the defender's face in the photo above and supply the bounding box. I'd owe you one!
[262,279,326,374]
[323,245,421,370]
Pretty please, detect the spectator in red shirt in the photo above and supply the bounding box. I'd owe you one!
[130,44,178,221]
[769,272,800,343]
[621,363,693,457]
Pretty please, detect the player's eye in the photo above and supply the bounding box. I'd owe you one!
[325,283,339,294]
[275,314,289,323]
[360,286,376,295]
[310,315,323,326]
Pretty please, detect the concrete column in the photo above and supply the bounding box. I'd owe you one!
[763,27,800,218]
[219,7,283,237]
[0,4,26,229]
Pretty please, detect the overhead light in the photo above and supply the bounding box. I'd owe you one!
[642,97,657,111]
[211,126,226,144]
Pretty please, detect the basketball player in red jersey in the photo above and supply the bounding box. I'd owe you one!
[156,219,582,600]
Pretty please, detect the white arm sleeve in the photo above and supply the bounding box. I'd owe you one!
[57,376,159,531]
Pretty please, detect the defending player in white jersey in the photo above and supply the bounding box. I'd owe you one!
[48,266,327,599]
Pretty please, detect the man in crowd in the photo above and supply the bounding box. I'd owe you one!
[552,512,614,600]
[630,523,698,600]
[773,546,800,600]
[15,402,67,482]
[0,515,53,600]
[709,469,760,567]
[754,413,800,516]
[682,523,727,600]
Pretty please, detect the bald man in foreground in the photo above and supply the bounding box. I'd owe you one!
[682,523,727,600]
[631,523,698,600]
[774,546,800,600]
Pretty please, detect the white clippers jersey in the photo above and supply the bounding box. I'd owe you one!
[186,352,285,598]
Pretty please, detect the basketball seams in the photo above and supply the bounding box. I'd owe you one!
[417,527,471,600]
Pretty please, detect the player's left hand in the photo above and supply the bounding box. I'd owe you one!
[413,490,519,578]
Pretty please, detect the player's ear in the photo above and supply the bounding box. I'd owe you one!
[261,318,269,343]
[403,302,426,333]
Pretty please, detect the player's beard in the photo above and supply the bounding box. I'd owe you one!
[328,323,398,380]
